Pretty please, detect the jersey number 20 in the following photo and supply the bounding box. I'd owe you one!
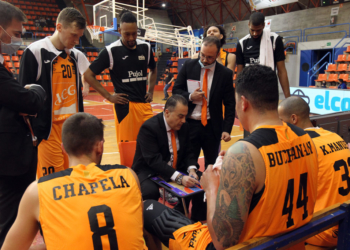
[282,173,308,228]
[88,205,118,249]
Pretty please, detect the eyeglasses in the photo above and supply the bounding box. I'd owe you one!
[200,53,217,62]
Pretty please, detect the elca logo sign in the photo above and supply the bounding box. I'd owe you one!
[292,89,350,112]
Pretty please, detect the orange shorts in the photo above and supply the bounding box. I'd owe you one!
[113,102,153,143]
[37,121,69,178]
[306,225,338,247]
[169,222,212,250]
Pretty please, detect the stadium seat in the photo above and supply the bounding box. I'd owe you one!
[27,21,34,26]
[314,74,327,82]
[154,57,158,62]
[326,74,338,82]
[87,52,93,57]
[90,57,96,62]
[336,64,347,72]
[235,66,237,72]
[174,74,178,79]
[11,56,19,62]
[43,27,49,32]
[6,62,13,69]
[172,62,178,67]
[118,141,137,168]
[329,86,337,89]
[92,52,98,57]
[335,55,347,63]
[346,46,350,53]
[17,50,23,56]
[309,86,316,88]
[105,69,110,74]
[233,74,237,80]
[325,64,337,72]
[96,75,102,81]
[339,74,349,82]
[3,56,10,62]
[107,82,113,86]
[14,62,20,68]
[49,27,55,32]
[103,75,111,81]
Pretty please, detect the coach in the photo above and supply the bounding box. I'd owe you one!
[173,36,235,168]
[0,1,46,247]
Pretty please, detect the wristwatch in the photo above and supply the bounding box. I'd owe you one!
[176,174,184,185]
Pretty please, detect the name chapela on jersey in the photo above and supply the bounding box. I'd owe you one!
[52,176,130,200]
[267,141,314,167]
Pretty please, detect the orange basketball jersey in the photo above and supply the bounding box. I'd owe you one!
[240,123,318,243]
[38,163,145,250]
[305,127,350,247]
[52,53,78,122]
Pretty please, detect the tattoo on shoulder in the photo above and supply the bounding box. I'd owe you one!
[212,142,257,248]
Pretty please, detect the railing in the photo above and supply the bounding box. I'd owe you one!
[308,61,328,87]
[275,29,302,43]
[307,52,332,87]
[303,23,350,42]
[333,38,350,62]
[305,30,347,42]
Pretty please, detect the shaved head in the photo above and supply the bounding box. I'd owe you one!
[278,96,311,127]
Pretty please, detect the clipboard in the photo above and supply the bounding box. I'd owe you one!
[187,79,202,105]
[151,176,204,198]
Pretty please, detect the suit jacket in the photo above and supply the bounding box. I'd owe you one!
[132,113,197,181]
[172,58,235,140]
[0,62,46,176]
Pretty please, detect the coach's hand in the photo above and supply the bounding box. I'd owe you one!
[221,132,231,142]
[108,93,129,104]
[190,88,205,102]
[145,91,153,103]
[182,176,200,188]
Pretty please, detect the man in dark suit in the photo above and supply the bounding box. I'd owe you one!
[173,36,235,168]
[133,95,206,220]
[0,1,46,246]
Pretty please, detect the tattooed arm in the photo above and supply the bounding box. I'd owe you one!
[202,141,263,250]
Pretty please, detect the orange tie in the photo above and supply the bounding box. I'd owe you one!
[201,69,209,126]
[170,129,177,169]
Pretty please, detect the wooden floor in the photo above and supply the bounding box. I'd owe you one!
[83,90,244,166]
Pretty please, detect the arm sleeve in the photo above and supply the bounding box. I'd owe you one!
[235,42,245,66]
[77,51,90,75]
[274,36,286,63]
[0,67,46,114]
[172,60,191,101]
[148,48,156,70]
[138,124,176,180]
[89,49,110,75]
[19,48,39,87]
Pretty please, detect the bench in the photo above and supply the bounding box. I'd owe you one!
[228,200,350,250]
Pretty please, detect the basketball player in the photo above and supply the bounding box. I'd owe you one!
[2,113,146,250]
[84,9,157,143]
[279,96,350,248]
[192,25,236,72]
[143,65,318,250]
[19,8,90,178]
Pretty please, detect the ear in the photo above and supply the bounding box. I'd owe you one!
[219,34,223,40]
[56,23,62,32]
[241,95,249,112]
[96,140,104,156]
[118,27,121,34]
[291,114,298,125]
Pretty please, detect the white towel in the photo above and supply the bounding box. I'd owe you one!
[259,28,275,70]
[203,155,224,202]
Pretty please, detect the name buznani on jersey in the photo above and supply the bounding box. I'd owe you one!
[138,55,145,60]
[122,70,148,82]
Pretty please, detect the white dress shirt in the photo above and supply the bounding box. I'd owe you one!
[189,62,216,120]
[163,114,197,181]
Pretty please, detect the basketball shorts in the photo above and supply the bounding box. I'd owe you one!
[143,200,214,250]
[113,102,153,143]
[37,121,69,178]
[306,226,338,247]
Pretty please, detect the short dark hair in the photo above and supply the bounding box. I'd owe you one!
[120,9,137,24]
[203,25,226,46]
[57,7,86,30]
[236,65,279,111]
[249,12,265,26]
[202,36,222,53]
[62,113,105,157]
[339,78,345,83]
[279,96,310,120]
[0,1,27,29]
[164,95,188,112]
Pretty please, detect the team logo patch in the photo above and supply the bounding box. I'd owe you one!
[139,55,145,60]
[146,203,153,210]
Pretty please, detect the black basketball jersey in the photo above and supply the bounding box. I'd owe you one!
[90,39,156,102]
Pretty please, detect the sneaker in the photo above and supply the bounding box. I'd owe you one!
[162,97,168,101]
[159,189,178,205]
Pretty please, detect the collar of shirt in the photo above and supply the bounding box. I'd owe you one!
[163,113,172,132]
[0,54,4,64]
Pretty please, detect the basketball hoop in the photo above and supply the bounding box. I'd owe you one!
[87,25,105,41]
